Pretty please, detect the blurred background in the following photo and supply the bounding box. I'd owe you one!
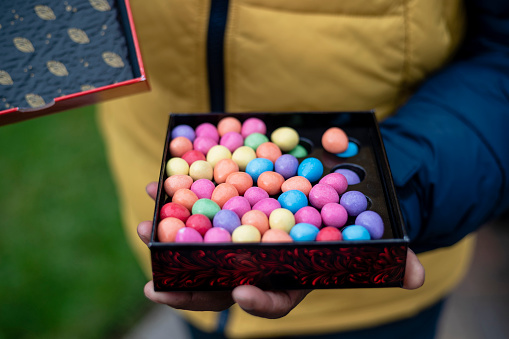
[1,105,508,339]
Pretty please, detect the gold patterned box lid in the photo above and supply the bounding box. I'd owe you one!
[0,0,148,125]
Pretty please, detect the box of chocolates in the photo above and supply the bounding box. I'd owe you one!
[0,0,148,126]
[150,112,409,291]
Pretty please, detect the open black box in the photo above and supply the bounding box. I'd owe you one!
[0,0,148,126]
[150,112,409,291]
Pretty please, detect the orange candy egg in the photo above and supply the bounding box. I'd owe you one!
[261,229,293,243]
[281,176,313,196]
[257,171,285,196]
[321,127,348,154]
[213,158,240,184]
[241,210,270,235]
[217,117,242,136]
[211,183,239,208]
[256,142,282,163]
[225,172,253,195]
[172,188,199,211]
[164,174,193,197]
[169,136,194,157]
[158,217,185,242]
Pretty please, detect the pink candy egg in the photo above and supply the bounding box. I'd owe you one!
[222,196,251,219]
[244,187,270,207]
[319,173,348,195]
[321,203,348,228]
[175,227,204,243]
[294,206,322,228]
[195,122,219,142]
[241,117,266,138]
[204,227,232,243]
[308,183,340,209]
[190,179,216,199]
[252,198,281,218]
[193,136,217,155]
[220,132,244,152]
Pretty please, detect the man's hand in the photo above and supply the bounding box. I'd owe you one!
[138,182,424,319]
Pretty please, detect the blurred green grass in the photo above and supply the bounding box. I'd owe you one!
[0,106,150,338]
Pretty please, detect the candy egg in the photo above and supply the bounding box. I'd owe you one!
[297,157,324,183]
[225,171,253,195]
[217,117,242,136]
[244,132,270,151]
[243,186,270,207]
[193,136,217,155]
[204,227,232,243]
[245,158,274,182]
[334,168,362,185]
[191,199,221,220]
[321,203,348,228]
[289,223,319,242]
[231,146,257,171]
[171,124,195,142]
[342,225,371,241]
[206,145,232,168]
[169,136,193,157]
[322,127,348,153]
[158,217,185,242]
[213,158,239,184]
[241,117,266,138]
[256,142,282,163]
[336,141,359,158]
[181,150,206,166]
[316,227,343,242]
[190,179,215,199]
[288,144,308,158]
[211,183,239,208]
[185,214,212,236]
[195,122,219,142]
[175,227,204,243]
[232,225,261,243]
[261,229,293,243]
[172,188,199,211]
[294,206,322,228]
[277,190,308,214]
[281,176,313,196]
[166,157,189,176]
[257,171,285,196]
[160,202,190,222]
[340,191,368,216]
[164,174,193,197]
[308,183,340,209]
[252,198,281,218]
[275,154,299,179]
[268,208,295,233]
[271,127,299,152]
[319,173,348,195]
[241,210,270,235]
[189,160,213,180]
[212,209,241,234]
[355,210,384,239]
[220,131,244,152]
[222,196,251,219]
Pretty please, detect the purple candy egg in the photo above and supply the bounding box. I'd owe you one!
[172,124,196,142]
[340,191,368,217]
[334,168,361,185]
[274,154,299,179]
[355,210,384,239]
[213,209,241,234]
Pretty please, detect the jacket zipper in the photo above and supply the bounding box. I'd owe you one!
[207,0,229,112]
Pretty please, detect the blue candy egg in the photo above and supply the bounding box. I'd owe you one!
[297,157,323,183]
[278,190,308,214]
[342,225,371,241]
[275,154,299,179]
[245,158,274,181]
[336,141,359,158]
[289,223,319,241]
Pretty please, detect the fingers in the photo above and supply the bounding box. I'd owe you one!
[146,181,158,200]
[403,248,425,290]
[144,281,235,312]
[232,285,310,319]
[137,220,153,245]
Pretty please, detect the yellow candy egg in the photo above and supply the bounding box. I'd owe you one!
[232,224,262,243]
[206,145,232,168]
[231,146,257,171]
[166,157,189,176]
[271,127,299,152]
[269,208,295,233]
[189,160,213,180]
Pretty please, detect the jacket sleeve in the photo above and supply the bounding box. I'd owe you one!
[379,0,509,253]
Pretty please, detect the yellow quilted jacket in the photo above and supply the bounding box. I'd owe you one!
[98,0,476,337]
